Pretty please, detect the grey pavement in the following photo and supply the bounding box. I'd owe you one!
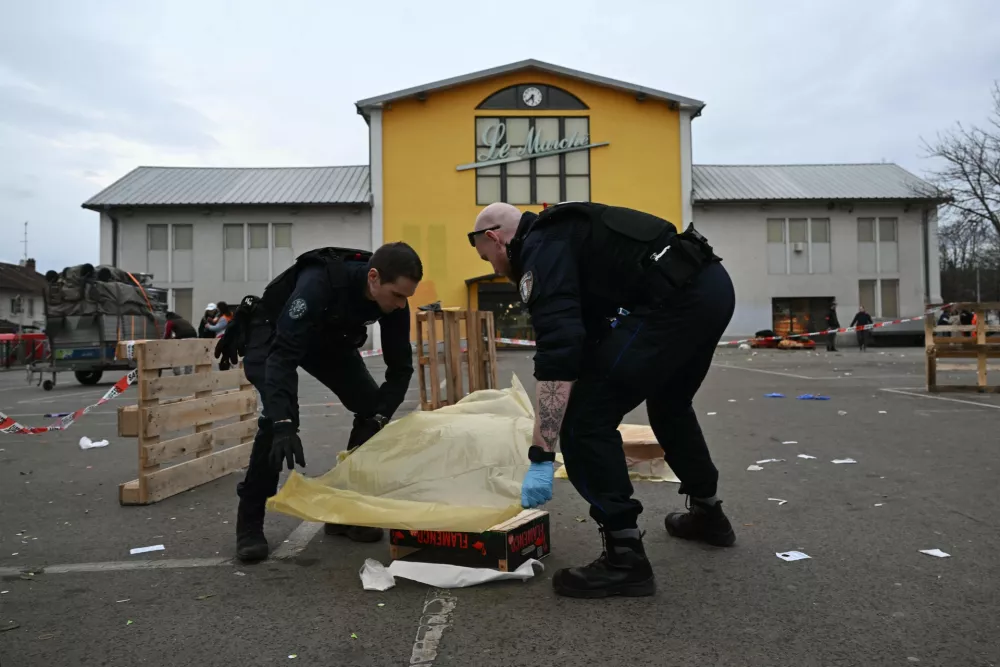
[0,347,998,666]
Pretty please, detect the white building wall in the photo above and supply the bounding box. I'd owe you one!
[692,202,938,338]
[0,288,45,329]
[101,204,371,322]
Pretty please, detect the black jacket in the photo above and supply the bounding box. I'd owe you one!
[850,311,873,327]
[826,308,840,329]
[509,202,678,382]
[263,262,412,423]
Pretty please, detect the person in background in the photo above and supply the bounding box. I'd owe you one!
[198,303,218,338]
[164,311,198,375]
[825,301,840,351]
[850,306,874,351]
[207,302,234,370]
[937,305,954,338]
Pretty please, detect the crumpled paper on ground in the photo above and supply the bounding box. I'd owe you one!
[360,557,544,590]
[267,375,536,532]
[554,424,679,483]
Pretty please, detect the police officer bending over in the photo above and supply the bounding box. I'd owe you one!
[470,202,736,599]
[215,242,423,563]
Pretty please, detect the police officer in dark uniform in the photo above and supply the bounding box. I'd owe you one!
[470,201,736,599]
[215,242,423,563]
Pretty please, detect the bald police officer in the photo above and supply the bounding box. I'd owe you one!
[469,202,736,599]
[216,242,422,563]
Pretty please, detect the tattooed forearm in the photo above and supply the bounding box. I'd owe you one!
[534,381,574,452]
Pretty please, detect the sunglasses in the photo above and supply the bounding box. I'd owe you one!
[468,225,501,247]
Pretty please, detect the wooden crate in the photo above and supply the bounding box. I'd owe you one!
[415,310,498,411]
[115,339,258,505]
[925,302,1000,393]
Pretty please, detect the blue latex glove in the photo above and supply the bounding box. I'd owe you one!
[521,462,554,508]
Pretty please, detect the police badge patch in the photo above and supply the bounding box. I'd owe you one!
[288,298,308,320]
[519,271,533,304]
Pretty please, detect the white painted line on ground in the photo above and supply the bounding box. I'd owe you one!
[711,364,821,380]
[0,557,231,577]
[410,587,458,666]
[17,389,108,404]
[880,388,1000,410]
[271,521,324,560]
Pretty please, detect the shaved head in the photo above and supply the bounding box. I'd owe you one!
[470,202,524,279]
[474,202,522,236]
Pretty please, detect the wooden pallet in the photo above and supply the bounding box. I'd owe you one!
[925,302,1000,393]
[415,310,498,411]
[115,339,257,505]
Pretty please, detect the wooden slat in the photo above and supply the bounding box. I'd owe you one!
[143,418,257,466]
[936,363,1000,371]
[116,338,218,370]
[142,367,247,399]
[140,441,252,504]
[427,313,440,409]
[118,405,138,437]
[141,389,257,438]
[136,343,158,504]
[933,348,1000,359]
[934,325,1000,333]
[977,309,988,389]
[485,311,498,389]
[416,312,427,410]
[118,479,141,505]
[947,301,1000,311]
[932,338,1000,349]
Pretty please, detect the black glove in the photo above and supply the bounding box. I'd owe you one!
[347,414,387,450]
[269,421,305,472]
[214,296,257,366]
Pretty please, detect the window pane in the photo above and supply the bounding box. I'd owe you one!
[249,224,268,249]
[148,225,168,251]
[224,224,244,249]
[811,218,830,243]
[766,219,784,243]
[880,279,899,318]
[475,117,500,147]
[534,118,559,145]
[565,117,589,140]
[506,176,531,204]
[477,165,500,176]
[859,280,877,312]
[789,219,807,243]
[879,218,897,242]
[476,176,501,205]
[858,218,875,243]
[173,224,193,250]
[273,224,291,248]
[536,155,560,175]
[565,176,589,202]
[506,118,530,145]
[565,149,588,175]
[536,176,560,204]
[507,158,530,175]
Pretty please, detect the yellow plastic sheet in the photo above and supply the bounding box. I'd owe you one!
[267,375,535,532]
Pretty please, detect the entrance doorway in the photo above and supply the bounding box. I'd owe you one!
[476,283,533,341]
[771,297,834,337]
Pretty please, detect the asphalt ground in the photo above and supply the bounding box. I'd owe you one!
[1,346,998,666]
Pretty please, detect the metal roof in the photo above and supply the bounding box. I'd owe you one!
[692,163,947,203]
[82,166,371,209]
[355,59,705,118]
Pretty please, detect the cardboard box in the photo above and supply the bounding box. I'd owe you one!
[389,509,550,572]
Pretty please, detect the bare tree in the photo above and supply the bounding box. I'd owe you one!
[923,82,1000,240]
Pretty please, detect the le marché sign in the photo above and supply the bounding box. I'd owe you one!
[455,121,609,171]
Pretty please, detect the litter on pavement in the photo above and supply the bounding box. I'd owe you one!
[756,458,786,464]
[747,465,764,471]
[129,544,165,555]
[797,454,817,459]
[831,458,857,464]
[79,437,109,450]
[919,549,951,558]
[765,393,785,398]
[776,551,810,562]
[797,394,831,400]
[360,557,544,590]
[768,498,788,506]
[782,441,798,444]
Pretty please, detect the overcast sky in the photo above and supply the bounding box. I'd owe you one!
[2,0,998,272]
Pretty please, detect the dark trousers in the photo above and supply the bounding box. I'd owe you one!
[826,332,838,351]
[559,262,736,530]
[236,324,379,510]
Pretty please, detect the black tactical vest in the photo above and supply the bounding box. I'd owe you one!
[512,202,678,314]
[256,247,372,337]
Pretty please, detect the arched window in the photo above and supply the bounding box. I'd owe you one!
[477,84,588,111]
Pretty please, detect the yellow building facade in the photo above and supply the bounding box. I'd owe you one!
[356,60,704,344]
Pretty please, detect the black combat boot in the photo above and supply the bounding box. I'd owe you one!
[552,527,656,599]
[235,497,269,562]
[323,523,385,543]
[664,497,736,547]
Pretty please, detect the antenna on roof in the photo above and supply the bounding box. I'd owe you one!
[22,221,28,261]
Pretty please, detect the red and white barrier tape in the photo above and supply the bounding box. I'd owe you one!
[495,304,954,349]
[0,369,138,435]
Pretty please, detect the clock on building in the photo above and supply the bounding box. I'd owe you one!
[522,86,543,107]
